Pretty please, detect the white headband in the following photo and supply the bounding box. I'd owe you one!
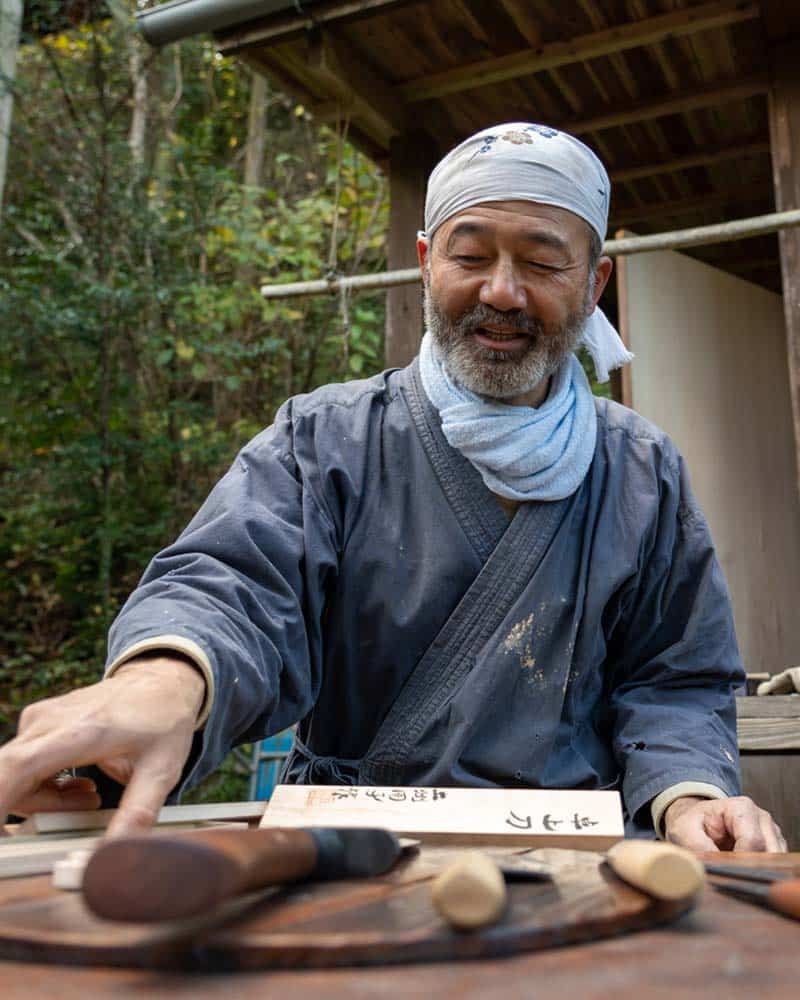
[424,123,611,240]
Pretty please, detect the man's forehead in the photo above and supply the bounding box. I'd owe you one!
[437,200,591,242]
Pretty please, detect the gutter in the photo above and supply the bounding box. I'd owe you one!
[136,0,309,47]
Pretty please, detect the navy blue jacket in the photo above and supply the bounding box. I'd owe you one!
[107,360,743,832]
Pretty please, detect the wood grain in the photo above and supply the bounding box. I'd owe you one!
[740,752,800,850]
[0,847,692,970]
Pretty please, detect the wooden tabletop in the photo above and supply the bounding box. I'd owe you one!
[2,851,799,1000]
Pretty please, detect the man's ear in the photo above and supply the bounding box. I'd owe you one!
[417,235,430,281]
[589,256,613,311]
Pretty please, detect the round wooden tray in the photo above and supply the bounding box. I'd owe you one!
[0,848,694,970]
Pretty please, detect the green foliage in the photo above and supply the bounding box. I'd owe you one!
[0,4,388,744]
[0,3,613,777]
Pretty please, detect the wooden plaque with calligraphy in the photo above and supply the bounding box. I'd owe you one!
[260,785,625,850]
[0,848,694,970]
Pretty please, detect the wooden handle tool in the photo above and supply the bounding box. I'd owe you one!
[82,826,402,923]
[430,850,508,930]
[605,840,705,900]
[711,877,800,920]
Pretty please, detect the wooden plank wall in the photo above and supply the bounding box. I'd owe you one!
[617,249,800,674]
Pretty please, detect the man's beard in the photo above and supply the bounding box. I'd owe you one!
[424,287,591,400]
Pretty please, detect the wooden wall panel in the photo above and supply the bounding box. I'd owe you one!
[740,752,800,850]
[617,249,800,673]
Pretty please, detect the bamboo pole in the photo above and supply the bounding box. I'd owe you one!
[260,208,800,301]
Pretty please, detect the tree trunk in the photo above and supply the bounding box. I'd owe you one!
[128,33,147,167]
[244,71,268,190]
[0,0,22,220]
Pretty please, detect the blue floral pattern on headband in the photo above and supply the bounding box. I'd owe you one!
[526,124,559,138]
[476,124,559,155]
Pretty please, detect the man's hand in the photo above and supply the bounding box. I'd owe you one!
[0,657,206,838]
[664,795,787,853]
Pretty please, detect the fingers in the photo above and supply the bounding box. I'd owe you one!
[667,823,720,853]
[724,797,773,852]
[663,796,786,855]
[757,808,786,854]
[663,798,722,852]
[667,815,720,851]
[701,796,785,853]
[9,776,101,818]
[106,753,182,838]
[0,724,115,824]
[0,667,200,826]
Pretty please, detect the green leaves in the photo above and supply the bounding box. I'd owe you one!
[0,5,389,744]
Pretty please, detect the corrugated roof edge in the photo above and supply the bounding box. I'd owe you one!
[136,0,306,47]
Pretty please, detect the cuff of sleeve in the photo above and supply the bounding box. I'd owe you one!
[105,634,215,730]
[651,781,728,838]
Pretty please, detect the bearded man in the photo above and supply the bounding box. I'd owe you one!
[0,124,785,852]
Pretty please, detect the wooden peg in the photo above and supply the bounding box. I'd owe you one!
[606,840,705,900]
[430,850,508,930]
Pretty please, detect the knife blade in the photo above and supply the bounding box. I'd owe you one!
[82,826,405,923]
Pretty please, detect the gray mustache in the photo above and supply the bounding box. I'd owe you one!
[456,305,542,336]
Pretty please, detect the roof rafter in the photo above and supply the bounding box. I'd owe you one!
[565,74,768,135]
[306,32,408,145]
[396,0,760,103]
[217,0,417,53]
[610,188,771,227]
[609,138,770,184]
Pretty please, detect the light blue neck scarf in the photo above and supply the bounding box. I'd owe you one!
[419,331,597,502]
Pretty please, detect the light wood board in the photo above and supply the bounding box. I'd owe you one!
[260,785,624,849]
[14,800,267,835]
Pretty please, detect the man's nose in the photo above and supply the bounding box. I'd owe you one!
[479,261,526,312]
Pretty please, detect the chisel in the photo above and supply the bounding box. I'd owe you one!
[710,877,800,920]
[82,826,408,922]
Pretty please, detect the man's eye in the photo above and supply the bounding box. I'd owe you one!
[455,255,487,264]
[525,260,558,271]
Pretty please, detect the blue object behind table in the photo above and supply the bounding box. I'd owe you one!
[249,729,295,800]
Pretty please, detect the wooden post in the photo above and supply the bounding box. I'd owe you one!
[765,7,800,496]
[386,131,438,368]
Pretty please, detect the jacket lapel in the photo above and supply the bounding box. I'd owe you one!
[360,364,575,786]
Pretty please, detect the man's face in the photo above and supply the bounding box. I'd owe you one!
[418,201,611,402]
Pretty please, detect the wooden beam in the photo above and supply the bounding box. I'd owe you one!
[609,139,770,184]
[307,32,407,149]
[565,74,768,136]
[217,0,415,53]
[497,0,542,47]
[239,50,319,112]
[610,190,771,228]
[386,131,437,368]
[319,76,766,163]
[760,1,800,41]
[397,0,760,103]
[768,39,800,497]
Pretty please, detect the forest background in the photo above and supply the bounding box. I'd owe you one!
[0,0,608,801]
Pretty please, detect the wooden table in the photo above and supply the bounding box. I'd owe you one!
[1,851,798,999]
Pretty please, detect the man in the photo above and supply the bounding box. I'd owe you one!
[0,123,785,851]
